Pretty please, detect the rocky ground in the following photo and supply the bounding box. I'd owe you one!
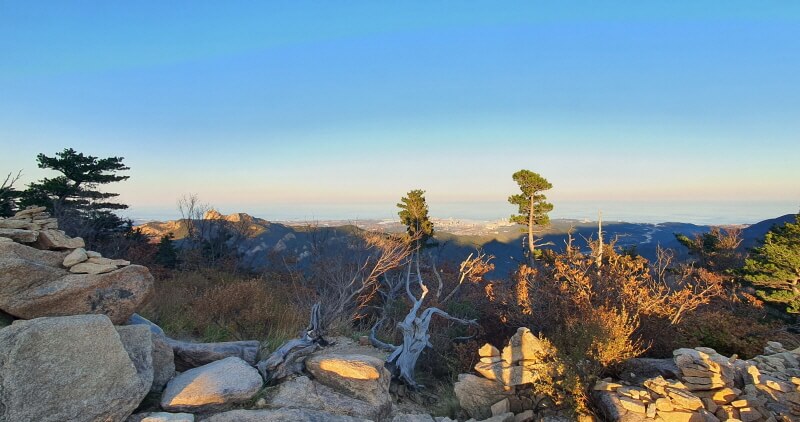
[2,206,798,422]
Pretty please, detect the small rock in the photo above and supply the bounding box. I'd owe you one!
[62,247,88,267]
[619,396,647,413]
[479,343,501,357]
[69,261,118,274]
[160,357,262,412]
[515,410,534,422]
[491,398,511,416]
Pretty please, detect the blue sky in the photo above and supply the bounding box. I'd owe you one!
[1,1,799,223]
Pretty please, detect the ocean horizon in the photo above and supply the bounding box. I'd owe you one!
[125,199,799,227]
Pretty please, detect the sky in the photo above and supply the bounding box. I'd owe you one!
[1,1,799,224]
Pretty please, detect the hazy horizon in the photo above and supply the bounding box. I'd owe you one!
[124,199,798,226]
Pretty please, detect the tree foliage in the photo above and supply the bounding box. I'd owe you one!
[741,214,800,314]
[675,227,743,273]
[397,189,434,249]
[508,169,553,257]
[20,148,131,241]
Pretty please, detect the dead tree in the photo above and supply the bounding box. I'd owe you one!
[257,303,327,382]
[370,250,492,389]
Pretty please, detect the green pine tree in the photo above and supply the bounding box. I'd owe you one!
[508,169,553,260]
[741,214,800,314]
[397,189,434,249]
[21,148,131,239]
[155,233,179,268]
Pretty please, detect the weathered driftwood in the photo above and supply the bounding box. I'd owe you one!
[257,303,328,382]
[370,252,478,389]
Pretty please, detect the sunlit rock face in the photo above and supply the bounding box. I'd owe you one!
[305,353,390,406]
[160,356,262,412]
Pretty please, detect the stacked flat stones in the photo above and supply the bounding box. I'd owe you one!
[0,206,130,274]
[0,206,75,245]
[459,328,585,422]
[594,343,800,421]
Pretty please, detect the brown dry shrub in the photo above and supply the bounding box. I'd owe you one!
[140,269,306,348]
[191,279,305,344]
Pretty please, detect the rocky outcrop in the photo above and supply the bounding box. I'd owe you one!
[0,239,153,324]
[169,338,261,371]
[203,408,372,422]
[462,328,591,422]
[268,375,387,420]
[305,353,391,407]
[0,314,150,422]
[161,356,263,412]
[594,343,800,421]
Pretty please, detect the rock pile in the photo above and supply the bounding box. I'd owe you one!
[457,328,574,422]
[595,343,800,421]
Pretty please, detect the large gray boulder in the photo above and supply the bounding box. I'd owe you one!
[0,315,150,422]
[160,356,262,412]
[169,338,260,371]
[151,331,177,392]
[117,325,156,393]
[0,241,153,323]
[453,373,514,420]
[204,408,372,422]
[124,314,176,392]
[268,375,386,420]
[305,353,391,408]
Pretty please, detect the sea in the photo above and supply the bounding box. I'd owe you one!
[126,200,798,226]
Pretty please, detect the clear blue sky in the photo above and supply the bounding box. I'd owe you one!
[1,1,799,223]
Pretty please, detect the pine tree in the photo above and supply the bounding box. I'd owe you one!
[155,233,179,268]
[508,169,553,259]
[742,214,800,314]
[21,148,131,240]
[397,189,434,249]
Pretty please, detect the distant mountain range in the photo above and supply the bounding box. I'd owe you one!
[136,211,797,277]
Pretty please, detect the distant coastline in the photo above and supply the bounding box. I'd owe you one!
[127,199,799,227]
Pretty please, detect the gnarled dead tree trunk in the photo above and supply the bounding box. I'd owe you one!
[257,303,327,382]
[370,251,491,389]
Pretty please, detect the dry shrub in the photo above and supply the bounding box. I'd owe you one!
[140,269,306,348]
[191,280,305,344]
[474,240,725,415]
[675,289,800,358]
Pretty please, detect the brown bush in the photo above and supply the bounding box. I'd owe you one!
[140,269,306,348]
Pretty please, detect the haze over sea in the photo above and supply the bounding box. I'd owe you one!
[127,200,798,227]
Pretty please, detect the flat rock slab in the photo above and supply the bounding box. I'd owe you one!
[32,229,85,250]
[169,338,260,371]
[268,375,386,420]
[0,228,37,243]
[160,356,262,412]
[126,412,195,422]
[0,241,153,323]
[0,315,149,422]
[305,353,391,406]
[203,408,372,422]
